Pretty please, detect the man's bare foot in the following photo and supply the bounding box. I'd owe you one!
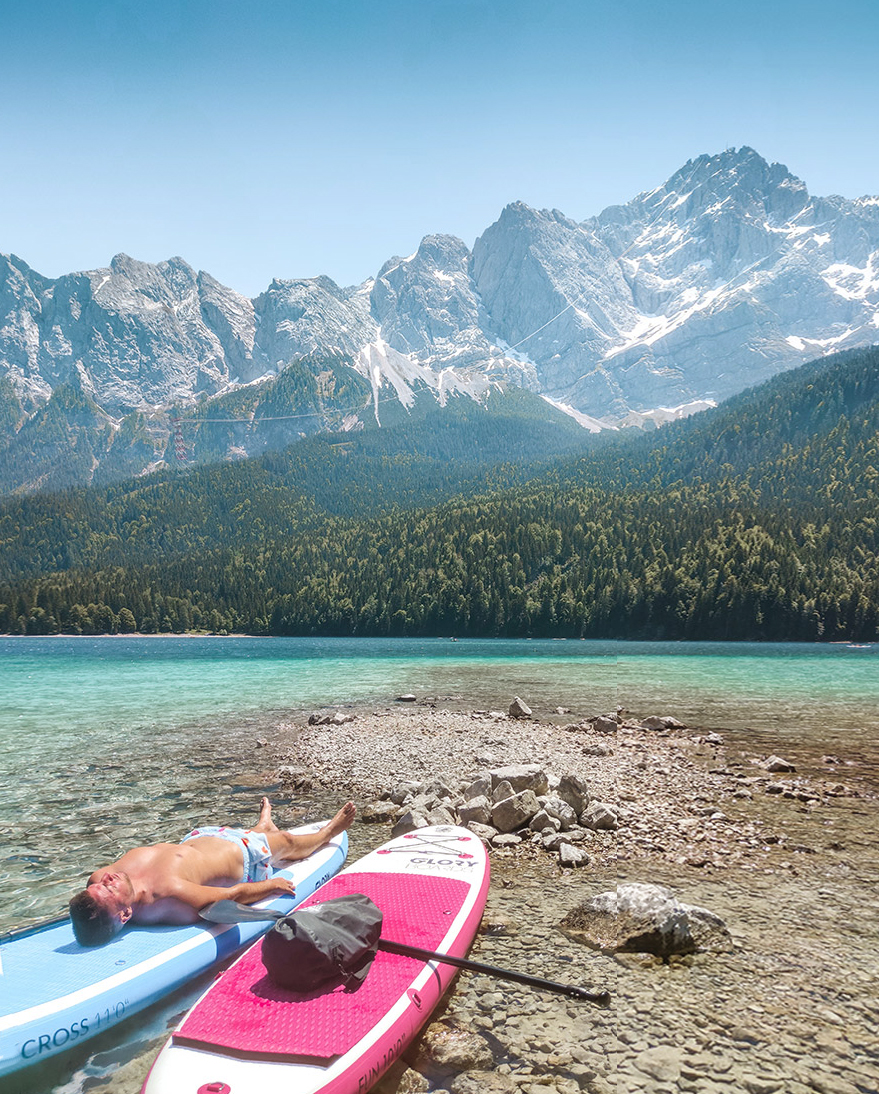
[253,796,279,834]
[322,801,356,841]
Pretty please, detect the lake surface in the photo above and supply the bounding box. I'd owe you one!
[1,636,878,1093]
[2,635,878,929]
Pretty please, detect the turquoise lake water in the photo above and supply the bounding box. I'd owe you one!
[1,635,877,932]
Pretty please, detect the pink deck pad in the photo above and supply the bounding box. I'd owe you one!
[175,871,471,1060]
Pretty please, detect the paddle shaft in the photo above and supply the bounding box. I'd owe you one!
[198,901,610,1005]
[377,938,611,1006]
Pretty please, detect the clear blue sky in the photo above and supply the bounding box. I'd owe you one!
[1,0,876,297]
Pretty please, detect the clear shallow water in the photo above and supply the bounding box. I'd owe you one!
[2,635,878,927]
[2,635,878,1094]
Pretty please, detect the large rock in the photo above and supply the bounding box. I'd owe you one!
[580,801,620,830]
[558,843,591,868]
[640,714,685,730]
[462,774,491,801]
[560,882,732,957]
[542,796,578,831]
[360,801,400,824]
[488,764,549,796]
[491,789,540,833]
[451,1073,519,1094]
[509,696,532,719]
[458,796,492,827]
[391,809,430,837]
[557,773,590,813]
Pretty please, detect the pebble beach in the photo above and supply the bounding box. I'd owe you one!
[274,698,879,1094]
[28,695,879,1094]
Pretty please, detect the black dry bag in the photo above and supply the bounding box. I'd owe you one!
[261,893,384,992]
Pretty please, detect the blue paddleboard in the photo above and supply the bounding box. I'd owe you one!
[0,823,347,1078]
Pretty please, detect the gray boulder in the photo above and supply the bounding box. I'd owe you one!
[558,843,591,868]
[491,789,540,833]
[560,882,732,957]
[557,773,590,813]
[462,774,492,800]
[581,801,621,830]
[764,755,796,773]
[529,809,561,833]
[391,809,430,837]
[491,778,515,804]
[360,801,400,824]
[509,696,532,718]
[458,796,492,827]
[489,764,549,796]
[543,796,578,831]
[467,822,498,843]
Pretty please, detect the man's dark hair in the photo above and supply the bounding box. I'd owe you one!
[69,890,122,946]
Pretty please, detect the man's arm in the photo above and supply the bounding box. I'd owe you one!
[169,876,296,912]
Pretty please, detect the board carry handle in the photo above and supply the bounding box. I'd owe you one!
[198,901,610,1006]
[376,938,611,1006]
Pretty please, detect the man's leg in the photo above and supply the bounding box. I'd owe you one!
[263,801,356,863]
[250,797,280,835]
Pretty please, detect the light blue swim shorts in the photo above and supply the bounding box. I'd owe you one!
[180,826,273,882]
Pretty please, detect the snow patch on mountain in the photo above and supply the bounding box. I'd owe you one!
[540,395,616,433]
[354,338,496,424]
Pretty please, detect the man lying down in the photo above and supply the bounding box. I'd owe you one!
[68,798,356,946]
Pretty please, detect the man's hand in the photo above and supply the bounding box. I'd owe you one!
[233,877,296,905]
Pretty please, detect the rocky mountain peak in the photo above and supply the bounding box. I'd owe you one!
[2,146,879,493]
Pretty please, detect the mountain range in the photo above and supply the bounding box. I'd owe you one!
[1,145,878,494]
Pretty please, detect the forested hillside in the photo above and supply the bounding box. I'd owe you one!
[1,347,877,641]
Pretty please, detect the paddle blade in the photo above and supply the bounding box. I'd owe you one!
[199,900,284,924]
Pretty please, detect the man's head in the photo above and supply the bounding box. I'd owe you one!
[69,872,134,946]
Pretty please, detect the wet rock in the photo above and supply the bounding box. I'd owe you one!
[492,789,540,832]
[396,694,417,702]
[509,696,532,719]
[591,716,619,735]
[559,882,732,957]
[308,710,356,725]
[641,715,685,730]
[360,800,400,824]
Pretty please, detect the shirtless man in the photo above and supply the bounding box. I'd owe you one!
[68,799,355,946]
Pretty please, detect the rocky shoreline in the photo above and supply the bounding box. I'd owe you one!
[266,698,879,1094]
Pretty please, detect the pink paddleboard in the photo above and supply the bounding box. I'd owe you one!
[142,825,490,1094]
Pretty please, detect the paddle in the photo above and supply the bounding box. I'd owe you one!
[199,900,610,1007]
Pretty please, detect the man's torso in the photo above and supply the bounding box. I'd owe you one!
[94,837,245,924]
